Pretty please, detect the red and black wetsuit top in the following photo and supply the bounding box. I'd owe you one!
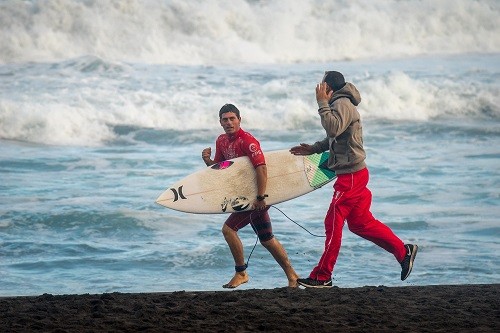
[213,128,266,168]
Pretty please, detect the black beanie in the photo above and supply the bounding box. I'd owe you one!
[323,71,346,91]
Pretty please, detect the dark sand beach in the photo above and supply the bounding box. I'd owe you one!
[1,284,499,332]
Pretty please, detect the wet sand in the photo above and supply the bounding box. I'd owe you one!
[1,284,499,332]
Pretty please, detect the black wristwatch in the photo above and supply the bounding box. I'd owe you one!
[256,194,268,201]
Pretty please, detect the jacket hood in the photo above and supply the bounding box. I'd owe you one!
[331,82,361,106]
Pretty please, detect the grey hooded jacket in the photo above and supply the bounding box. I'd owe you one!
[310,82,367,175]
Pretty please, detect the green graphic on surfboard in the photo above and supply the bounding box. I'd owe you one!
[304,152,336,189]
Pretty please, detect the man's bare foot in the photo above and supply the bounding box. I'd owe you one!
[222,271,249,289]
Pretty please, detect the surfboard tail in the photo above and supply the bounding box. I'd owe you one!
[304,152,336,189]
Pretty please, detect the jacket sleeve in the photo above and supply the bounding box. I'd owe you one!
[318,99,356,138]
[310,137,329,153]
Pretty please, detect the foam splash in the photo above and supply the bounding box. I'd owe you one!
[1,54,499,146]
[0,0,498,65]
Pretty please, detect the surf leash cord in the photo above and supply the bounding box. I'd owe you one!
[271,205,325,237]
[244,206,325,268]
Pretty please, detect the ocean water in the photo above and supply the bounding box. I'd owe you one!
[1,0,499,296]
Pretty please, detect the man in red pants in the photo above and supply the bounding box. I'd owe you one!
[290,71,418,288]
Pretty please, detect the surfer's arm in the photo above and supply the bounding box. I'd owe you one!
[253,164,268,210]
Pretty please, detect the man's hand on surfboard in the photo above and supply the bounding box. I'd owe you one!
[252,198,267,211]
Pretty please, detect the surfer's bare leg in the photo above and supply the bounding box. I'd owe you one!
[261,237,299,288]
[222,224,249,288]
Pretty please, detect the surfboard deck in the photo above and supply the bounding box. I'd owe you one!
[155,149,335,214]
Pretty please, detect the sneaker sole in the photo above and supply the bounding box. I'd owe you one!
[402,244,418,281]
[297,281,333,288]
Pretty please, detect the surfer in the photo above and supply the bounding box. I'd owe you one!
[290,71,418,288]
[202,104,299,289]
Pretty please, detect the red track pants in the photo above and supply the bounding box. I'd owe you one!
[309,167,407,281]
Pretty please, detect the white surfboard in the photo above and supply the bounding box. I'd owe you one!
[155,149,336,214]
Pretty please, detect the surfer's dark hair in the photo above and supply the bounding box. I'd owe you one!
[219,103,241,119]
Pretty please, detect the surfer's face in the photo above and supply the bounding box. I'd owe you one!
[220,112,241,135]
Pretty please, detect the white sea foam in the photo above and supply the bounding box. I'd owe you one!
[0,0,498,65]
[0,0,498,146]
[0,53,499,146]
